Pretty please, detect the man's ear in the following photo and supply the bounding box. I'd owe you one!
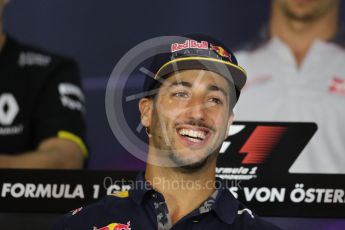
[139,97,153,128]
[224,112,234,139]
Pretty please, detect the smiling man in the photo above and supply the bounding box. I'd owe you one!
[141,69,233,171]
[53,35,280,229]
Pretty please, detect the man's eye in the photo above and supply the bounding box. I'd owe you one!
[173,92,188,98]
[208,98,223,104]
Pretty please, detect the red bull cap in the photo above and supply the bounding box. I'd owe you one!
[143,33,247,107]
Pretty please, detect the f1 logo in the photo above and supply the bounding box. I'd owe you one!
[220,125,245,153]
[0,93,19,126]
[220,125,287,164]
[239,126,287,164]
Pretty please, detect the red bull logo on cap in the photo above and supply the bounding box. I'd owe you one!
[171,40,208,52]
[210,44,231,60]
[94,221,131,230]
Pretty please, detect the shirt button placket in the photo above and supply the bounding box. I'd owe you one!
[152,192,172,230]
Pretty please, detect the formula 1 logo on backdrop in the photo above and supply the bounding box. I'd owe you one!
[239,126,287,164]
[220,125,287,164]
[217,125,287,181]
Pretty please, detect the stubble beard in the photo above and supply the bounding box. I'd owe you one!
[149,101,223,170]
[151,119,219,170]
[169,148,219,173]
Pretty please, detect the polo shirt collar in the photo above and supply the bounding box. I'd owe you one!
[129,171,153,205]
[212,178,240,225]
[129,172,240,225]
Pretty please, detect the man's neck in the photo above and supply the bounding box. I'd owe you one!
[269,4,338,66]
[145,159,217,225]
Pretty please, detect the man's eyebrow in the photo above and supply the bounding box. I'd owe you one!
[169,81,228,97]
[169,81,192,88]
[208,84,228,98]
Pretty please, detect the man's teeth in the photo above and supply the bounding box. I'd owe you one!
[179,129,206,140]
[187,137,200,143]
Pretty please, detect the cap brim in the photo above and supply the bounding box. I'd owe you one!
[154,56,247,90]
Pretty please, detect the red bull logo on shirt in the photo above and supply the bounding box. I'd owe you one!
[94,221,131,230]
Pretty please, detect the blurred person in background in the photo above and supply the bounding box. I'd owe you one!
[0,0,87,168]
[234,0,345,173]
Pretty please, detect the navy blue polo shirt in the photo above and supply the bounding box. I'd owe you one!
[53,172,280,229]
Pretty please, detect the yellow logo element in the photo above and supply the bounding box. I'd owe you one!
[111,190,129,198]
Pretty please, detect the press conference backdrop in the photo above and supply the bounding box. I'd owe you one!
[5,0,345,170]
[2,0,345,229]
[4,0,274,170]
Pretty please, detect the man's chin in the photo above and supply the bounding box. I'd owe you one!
[179,157,209,172]
[169,153,211,173]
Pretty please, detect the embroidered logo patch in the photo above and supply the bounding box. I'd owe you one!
[94,221,131,230]
[329,77,345,96]
[210,44,231,59]
[71,207,82,216]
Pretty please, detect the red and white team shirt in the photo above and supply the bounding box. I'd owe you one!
[235,37,345,173]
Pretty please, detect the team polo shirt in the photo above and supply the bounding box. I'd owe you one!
[0,35,87,156]
[53,172,280,229]
[234,35,345,174]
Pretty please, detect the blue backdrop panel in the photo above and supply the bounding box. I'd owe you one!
[4,0,273,170]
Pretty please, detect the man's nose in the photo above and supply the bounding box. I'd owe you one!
[185,97,207,120]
